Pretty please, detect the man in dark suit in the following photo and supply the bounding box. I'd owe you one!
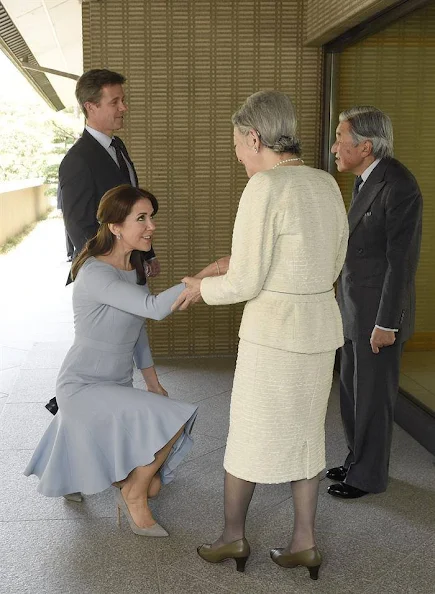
[327,106,422,498]
[60,68,160,276]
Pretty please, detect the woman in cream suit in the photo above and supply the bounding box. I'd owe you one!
[174,91,348,579]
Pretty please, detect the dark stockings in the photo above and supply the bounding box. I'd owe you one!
[209,472,320,552]
[283,474,320,553]
[210,471,256,549]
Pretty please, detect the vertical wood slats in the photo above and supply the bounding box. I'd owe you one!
[82,0,322,355]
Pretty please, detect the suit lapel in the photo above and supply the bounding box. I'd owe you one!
[81,129,139,186]
[348,159,388,236]
[81,129,125,181]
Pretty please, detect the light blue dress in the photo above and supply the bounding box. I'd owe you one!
[24,257,198,496]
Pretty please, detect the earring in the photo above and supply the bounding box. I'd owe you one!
[116,234,121,240]
[254,146,258,154]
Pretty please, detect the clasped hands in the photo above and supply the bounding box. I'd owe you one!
[172,277,203,311]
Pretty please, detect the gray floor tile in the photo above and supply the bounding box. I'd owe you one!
[0,366,19,396]
[316,477,435,554]
[21,341,72,370]
[0,338,35,351]
[158,567,234,593]
[0,395,7,416]
[390,426,435,487]
[7,368,59,403]
[0,519,159,594]
[0,345,30,371]
[193,391,231,439]
[0,403,51,450]
[0,450,118,522]
[176,445,226,481]
[361,536,435,594]
[181,432,226,465]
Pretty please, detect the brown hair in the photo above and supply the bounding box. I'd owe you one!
[75,69,126,117]
[71,185,159,284]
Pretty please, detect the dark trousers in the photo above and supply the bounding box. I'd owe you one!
[339,337,403,493]
[65,227,74,258]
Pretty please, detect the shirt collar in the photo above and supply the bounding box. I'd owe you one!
[85,125,113,150]
[361,158,381,183]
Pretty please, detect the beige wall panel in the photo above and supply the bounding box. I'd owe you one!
[305,0,399,45]
[82,0,322,356]
[335,3,435,333]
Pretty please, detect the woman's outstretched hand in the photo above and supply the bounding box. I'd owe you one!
[172,277,203,311]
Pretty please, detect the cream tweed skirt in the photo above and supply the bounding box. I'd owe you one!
[223,339,336,484]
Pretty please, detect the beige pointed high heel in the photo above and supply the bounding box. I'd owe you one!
[114,488,168,537]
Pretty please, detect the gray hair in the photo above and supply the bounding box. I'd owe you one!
[232,91,301,156]
[339,106,394,159]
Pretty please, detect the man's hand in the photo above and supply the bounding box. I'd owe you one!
[370,327,396,354]
[172,276,203,311]
[146,258,161,278]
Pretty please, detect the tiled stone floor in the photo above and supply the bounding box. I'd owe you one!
[1,216,434,593]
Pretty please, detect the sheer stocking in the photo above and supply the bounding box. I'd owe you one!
[210,471,256,549]
[283,474,320,553]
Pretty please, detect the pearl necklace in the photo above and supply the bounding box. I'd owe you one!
[272,158,304,169]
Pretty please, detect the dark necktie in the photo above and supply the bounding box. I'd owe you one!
[110,137,132,184]
[350,175,363,207]
[353,175,363,195]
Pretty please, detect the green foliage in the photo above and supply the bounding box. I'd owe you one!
[0,102,81,186]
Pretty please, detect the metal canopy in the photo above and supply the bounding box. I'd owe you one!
[0,0,83,111]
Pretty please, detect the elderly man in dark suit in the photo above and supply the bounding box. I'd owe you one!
[327,106,422,498]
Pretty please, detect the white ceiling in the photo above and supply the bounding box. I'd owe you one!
[2,0,83,107]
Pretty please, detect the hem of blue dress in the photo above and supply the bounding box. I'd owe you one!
[24,407,198,497]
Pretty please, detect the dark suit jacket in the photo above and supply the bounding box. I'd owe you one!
[336,157,422,342]
[59,129,155,260]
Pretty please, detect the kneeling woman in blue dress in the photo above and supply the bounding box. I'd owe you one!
[24,185,198,537]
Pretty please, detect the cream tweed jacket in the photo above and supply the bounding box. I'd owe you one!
[201,166,349,354]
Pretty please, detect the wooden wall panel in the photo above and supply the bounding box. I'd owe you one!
[305,0,398,45]
[82,0,322,356]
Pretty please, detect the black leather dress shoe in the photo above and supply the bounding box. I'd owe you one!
[326,466,347,481]
[328,482,368,499]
